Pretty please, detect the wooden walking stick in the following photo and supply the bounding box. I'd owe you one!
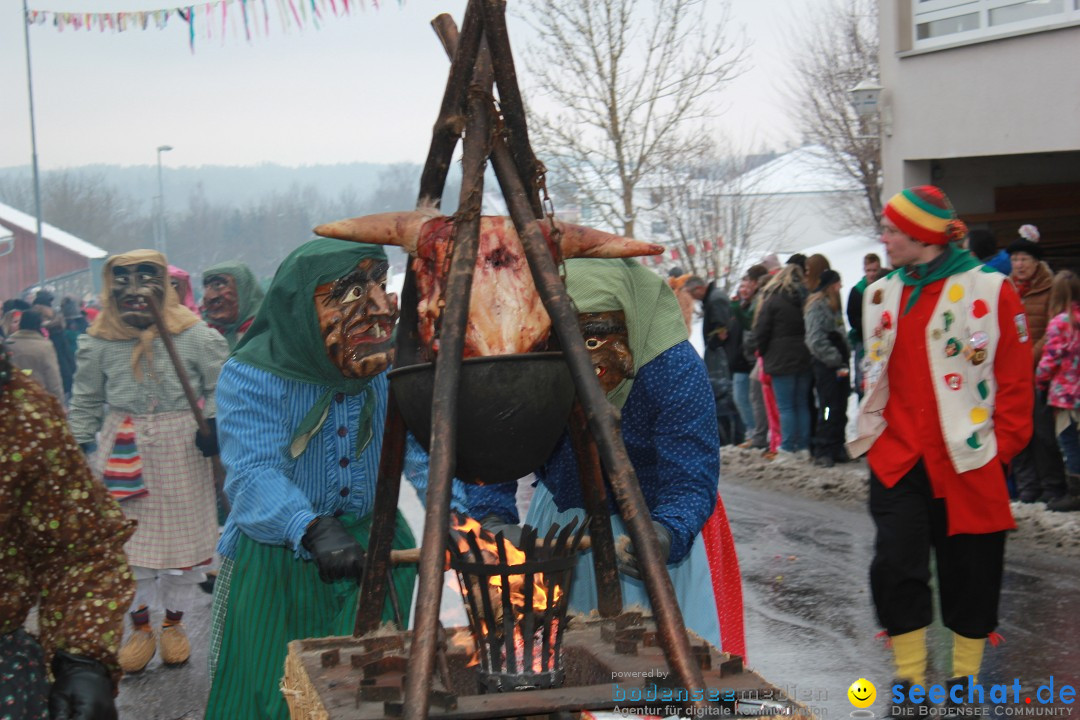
[147,296,230,513]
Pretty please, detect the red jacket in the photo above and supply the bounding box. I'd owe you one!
[867,278,1033,534]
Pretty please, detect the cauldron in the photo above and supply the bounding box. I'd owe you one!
[388,352,575,484]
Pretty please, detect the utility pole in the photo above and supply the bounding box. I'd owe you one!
[22,0,46,286]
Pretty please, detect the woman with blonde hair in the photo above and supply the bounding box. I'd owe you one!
[1036,270,1080,512]
[752,264,812,460]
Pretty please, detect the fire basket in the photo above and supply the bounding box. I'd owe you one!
[447,514,587,693]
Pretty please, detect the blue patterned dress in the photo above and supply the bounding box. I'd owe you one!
[465,340,722,648]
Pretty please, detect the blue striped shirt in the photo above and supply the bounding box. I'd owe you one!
[216,358,465,559]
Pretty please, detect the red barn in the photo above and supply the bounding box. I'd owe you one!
[0,201,107,302]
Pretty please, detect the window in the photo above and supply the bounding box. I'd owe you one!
[650,220,669,235]
[912,0,1080,49]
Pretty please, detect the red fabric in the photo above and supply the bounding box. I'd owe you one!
[867,279,1033,535]
[758,357,782,452]
[702,495,746,661]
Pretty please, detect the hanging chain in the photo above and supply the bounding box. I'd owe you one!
[534,161,566,280]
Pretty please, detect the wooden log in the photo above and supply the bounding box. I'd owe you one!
[434,11,710,712]
[388,535,592,565]
[567,402,622,617]
[401,11,493,719]
[480,0,545,219]
[416,3,484,209]
[147,296,229,512]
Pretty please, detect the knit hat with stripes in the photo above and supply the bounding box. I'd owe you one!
[883,186,968,245]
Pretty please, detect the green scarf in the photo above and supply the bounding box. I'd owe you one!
[201,260,265,349]
[893,243,982,314]
[564,258,687,409]
[232,238,388,458]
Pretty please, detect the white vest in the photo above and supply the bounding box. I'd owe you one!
[847,267,1009,473]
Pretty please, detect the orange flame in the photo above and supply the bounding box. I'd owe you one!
[450,515,564,673]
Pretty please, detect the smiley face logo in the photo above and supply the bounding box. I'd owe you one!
[848,678,876,708]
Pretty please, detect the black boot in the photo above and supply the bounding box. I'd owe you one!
[886,680,918,718]
[1047,473,1080,512]
[943,676,988,717]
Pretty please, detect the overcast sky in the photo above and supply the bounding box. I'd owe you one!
[1,0,820,171]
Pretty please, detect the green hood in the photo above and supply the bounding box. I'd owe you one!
[564,258,687,409]
[202,260,265,348]
[233,238,388,458]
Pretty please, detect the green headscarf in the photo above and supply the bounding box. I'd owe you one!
[564,258,688,409]
[202,260,266,348]
[233,238,388,458]
[892,243,982,314]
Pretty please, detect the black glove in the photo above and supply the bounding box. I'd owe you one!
[480,514,524,548]
[194,417,219,458]
[301,516,366,584]
[617,521,672,580]
[49,651,117,720]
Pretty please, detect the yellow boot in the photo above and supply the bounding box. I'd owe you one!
[891,628,928,687]
[952,634,986,682]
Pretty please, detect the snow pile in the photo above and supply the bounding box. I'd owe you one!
[721,446,1080,557]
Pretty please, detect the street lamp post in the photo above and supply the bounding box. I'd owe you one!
[22,0,47,286]
[155,145,173,255]
[848,78,886,139]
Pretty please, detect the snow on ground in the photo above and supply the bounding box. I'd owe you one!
[720,445,1080,557]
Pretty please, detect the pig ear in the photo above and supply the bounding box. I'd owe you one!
[313,211,434,254]
[558,223,665,259]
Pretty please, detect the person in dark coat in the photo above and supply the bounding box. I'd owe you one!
[805,270,850,467]
[847,253,883,400]
[752,264,812,460]
[32,290,76,398]
[702,276,738,444]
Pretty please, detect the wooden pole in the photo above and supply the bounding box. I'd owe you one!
[480,0,545,219]
[432,20,708,710]
[401,20,493,720]
[147,297,229,511]
[387,535,591,565]
[416,2,485,210]
[354,0,488,637]
[567,402,623,617]
[354,395,409,634]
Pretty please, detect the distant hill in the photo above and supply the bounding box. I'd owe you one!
[0,162,402,212]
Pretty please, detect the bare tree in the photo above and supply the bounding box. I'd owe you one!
[648,145,789,290]
[518,0,746,238]
[0,170,148,253]
[785,0,881,233]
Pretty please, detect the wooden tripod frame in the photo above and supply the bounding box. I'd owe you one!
[350,2,710,718]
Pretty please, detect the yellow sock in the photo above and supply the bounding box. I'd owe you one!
[952,634,986,681]
[891,628,928,686]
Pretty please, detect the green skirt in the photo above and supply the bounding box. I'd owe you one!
[205,512,416,720]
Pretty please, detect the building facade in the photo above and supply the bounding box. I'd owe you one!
[879,0,1080,268]
[0,201,107,301]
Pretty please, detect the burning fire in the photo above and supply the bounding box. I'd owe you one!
[449,515,564,675]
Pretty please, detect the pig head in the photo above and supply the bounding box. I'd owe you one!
[314,211,663,358]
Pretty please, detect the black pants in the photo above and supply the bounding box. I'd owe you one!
[811,360,849,460]
[869,461,1006,638]
[1012,390,1066,500]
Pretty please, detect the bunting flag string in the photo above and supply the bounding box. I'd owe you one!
[24,0,396,52]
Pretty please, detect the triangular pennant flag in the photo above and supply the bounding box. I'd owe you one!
[102,416,149,502]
